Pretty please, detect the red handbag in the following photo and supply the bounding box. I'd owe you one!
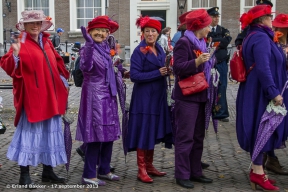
[178,72,209,96]
[230,45,255,82]
[230,32,256,82]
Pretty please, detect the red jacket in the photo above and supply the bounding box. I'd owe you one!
[0,32,69,126]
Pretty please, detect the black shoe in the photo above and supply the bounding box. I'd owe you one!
[201,162,210,169]
[219,118,229,122]
[176,179,194,188]
[19,166,36,189]
[76,147,85,162]
[42,165,66,183]
[110,165,115,172]
[190,176,213,183]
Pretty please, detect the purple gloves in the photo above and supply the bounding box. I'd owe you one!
[81,26,93,43]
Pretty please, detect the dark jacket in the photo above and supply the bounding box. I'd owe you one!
[207,25,232,63]
[235,27,249,47]
[52,33,61,50]
[172,36,207,102]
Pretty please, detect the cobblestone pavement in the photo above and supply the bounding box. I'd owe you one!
[1,67,288,192]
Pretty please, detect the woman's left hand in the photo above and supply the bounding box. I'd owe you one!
[273,95,283,106]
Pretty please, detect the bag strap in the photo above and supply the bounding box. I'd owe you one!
[242,31,257,77]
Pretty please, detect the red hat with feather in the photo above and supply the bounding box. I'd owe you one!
[136,15,161,34]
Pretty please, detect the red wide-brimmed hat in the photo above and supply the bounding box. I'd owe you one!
[16,10,53,32]
[186,9,212,31]
[177,10,193,31]
[272,14,288,28]
[136,15,161,33]
[240,5,272,30]
[87,16,119,34]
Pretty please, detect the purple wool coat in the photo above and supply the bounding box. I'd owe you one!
[75,41,121,143]
[236,25,288,153]
[126,40,173,151]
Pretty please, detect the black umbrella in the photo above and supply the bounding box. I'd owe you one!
[150,16,165,21]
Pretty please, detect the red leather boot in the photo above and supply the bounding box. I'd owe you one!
[250,172,279,191]
[250,169,276,185]
[145,150,166,176]
[137,149,153,183]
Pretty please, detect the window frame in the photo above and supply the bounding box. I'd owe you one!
[187,0,222,25]
[17,0,55,31]
[69,0,106,32]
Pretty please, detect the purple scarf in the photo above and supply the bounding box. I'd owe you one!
[184,30,213,83]
[93,41,117,96]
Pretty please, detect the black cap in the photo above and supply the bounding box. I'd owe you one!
[207,7,220,16]
[256,0,273,7]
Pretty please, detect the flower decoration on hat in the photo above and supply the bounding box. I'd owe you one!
[136,15,150,29]
[46,16,52,21]
[191,20,202,31]
[278,14,288,24]
[240,12,254,30]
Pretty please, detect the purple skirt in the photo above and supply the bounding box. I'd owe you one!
[7,110,67,167]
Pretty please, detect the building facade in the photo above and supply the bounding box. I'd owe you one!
[0,0,287,59]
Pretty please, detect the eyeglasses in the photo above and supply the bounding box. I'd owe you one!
[26,22,42,26]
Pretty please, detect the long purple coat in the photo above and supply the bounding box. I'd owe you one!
[75,41,121,143]
[236,26,288,153]
[126,40,173,152]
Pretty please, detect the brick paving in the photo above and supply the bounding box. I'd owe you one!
[1,67,288,192]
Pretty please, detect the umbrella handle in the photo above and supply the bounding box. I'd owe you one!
[281,80,288,96]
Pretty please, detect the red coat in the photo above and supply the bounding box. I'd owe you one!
[0,32,69,126]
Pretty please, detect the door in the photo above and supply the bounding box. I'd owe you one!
[141,10,166,29]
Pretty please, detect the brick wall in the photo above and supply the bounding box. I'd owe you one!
[221,0,240,45]
[107,0,130,47]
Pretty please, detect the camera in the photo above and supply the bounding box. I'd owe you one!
[10,32,20,44]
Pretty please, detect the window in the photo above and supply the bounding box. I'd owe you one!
[191,0,217,8]
[70,0,106,31]
[141,0,167,1]
[76,0,102,28]
[17,0,55,30]
[188,0,222,24]
[24,0,49,16]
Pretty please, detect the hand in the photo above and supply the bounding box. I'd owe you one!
[207,37,212,44]
[273,95,283,106]
[123,71,130,79]
[167,67,172,75]
[159,67,168,76]
[11,38,21,57]
[80,26,93,43]
[196,53,210,67]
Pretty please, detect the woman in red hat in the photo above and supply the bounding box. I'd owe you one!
[237,5,288,191]
[75,16,121,186]
[126,16,173,183]
[259,13,288,176]
[172,9,213,189]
